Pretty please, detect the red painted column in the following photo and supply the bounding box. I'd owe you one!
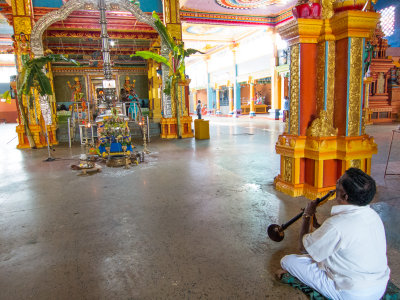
[299,43,318,135]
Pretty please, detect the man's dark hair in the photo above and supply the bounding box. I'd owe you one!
[341,168,376,206]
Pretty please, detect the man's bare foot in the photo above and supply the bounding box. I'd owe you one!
[275,268,288,281]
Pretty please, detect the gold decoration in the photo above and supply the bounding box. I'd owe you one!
[84,3,95,10]
[307,110,338,137]
[277,19,323,46]
[330,11,379,40]
[348,37,363,136]
[289,45,300,135]
[322,0,335,19]
[316,42,325,113]
[326,41,335,117]
[283,157,293,183]
[13,17,32,35]
[166,23,182,42]
[350,159,361,169]
[361,110,366,135]
[16,0,25,15]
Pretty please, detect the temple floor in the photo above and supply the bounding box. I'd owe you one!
[0,117,399,299]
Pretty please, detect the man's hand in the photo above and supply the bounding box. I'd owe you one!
[304,200,318,217]
[299,200,318,253]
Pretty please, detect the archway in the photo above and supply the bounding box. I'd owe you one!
[30,0,171,116]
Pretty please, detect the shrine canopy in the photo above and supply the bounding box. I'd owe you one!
[32,0,163,12]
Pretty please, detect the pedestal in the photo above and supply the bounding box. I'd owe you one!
[160,116,194,139]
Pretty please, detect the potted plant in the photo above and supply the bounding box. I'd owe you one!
[17,53,79,148]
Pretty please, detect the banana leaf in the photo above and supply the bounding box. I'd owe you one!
[152,11,175,51]
[18,54,79,97]
[131,51,171,69]
[34,65,53,96]
[184,48,204,57]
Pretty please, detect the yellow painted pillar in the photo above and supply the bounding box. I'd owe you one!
[11,0,42,149]
[163,0,182,42]
[147,41,162,122]
[215,83,221,115]
[192,89,198,113]
[271,33,280,114]
[249,77,255,117]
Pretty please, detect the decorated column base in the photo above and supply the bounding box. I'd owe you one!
[249,111,256,117]
[274,134,377,199]
[160,116,194,139]
[16,124,59,149]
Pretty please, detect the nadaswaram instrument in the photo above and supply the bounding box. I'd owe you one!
[267,190,336,242]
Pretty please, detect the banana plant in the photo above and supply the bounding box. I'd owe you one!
[131,11,202,138]
[17,53,79,148]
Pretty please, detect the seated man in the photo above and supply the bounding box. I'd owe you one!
[277,168,390,300]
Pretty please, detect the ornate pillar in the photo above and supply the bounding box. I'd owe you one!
[228,81,234,115]
[12,0,45,149]
[215,83,221,115]
[274,6,379,199]
[160,0,193,138]
[148,41,162,122]
[249,76,256,117]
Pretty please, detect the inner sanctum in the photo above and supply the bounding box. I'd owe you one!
[0,0,399,299]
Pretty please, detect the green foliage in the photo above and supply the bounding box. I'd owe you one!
[131,51,170,68]
[0,91,11,104]
[152,11,174,51]
[131,12,203,97]
[18,54,79,97]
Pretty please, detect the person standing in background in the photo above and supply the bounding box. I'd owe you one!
[196,100,202,119]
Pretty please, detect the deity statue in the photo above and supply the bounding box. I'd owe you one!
[123,77,136,94]
[67,77,84,103]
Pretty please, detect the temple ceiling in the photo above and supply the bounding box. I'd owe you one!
[179,0,295,26]
[0,0,297,62]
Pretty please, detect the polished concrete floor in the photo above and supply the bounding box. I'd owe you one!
[0,118,399,299]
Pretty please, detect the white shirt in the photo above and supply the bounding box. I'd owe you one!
[303,204,390,291]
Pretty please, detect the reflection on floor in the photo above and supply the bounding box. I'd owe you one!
[0,118,399,299]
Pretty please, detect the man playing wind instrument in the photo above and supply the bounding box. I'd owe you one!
[277,168,390,300]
